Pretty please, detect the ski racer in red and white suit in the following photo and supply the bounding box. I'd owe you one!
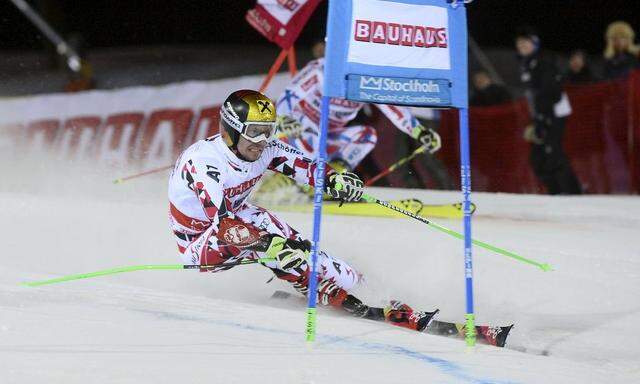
[168,134,361,291]
[168,90,437,330]
[276,58,442,171]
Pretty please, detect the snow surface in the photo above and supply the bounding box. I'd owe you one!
[1,156,640,383]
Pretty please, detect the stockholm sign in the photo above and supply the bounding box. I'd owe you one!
[346,74,451,106]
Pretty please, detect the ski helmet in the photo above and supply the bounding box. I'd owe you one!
[219,90,277,149]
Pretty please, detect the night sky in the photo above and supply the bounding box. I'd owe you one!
[1,0,638,55]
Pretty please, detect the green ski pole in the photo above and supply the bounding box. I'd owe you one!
[359,191,552,272]
[22,257,276,287]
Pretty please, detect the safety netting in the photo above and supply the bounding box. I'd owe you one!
[366,70,640,194]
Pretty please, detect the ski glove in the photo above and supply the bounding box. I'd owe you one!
[325,171,364,202]
[412,125,442,153]
[523,124,544,145]
[264,235,311,271]
[276,115,304,138]
[275,248,308,271]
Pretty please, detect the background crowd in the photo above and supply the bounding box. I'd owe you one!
[468,21,639,195]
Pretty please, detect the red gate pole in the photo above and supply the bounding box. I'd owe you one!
[259,49,289,93]
[287,46,298,76]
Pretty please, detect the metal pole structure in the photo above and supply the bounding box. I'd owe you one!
[305,95,330,342]
[459,107,476,347]
[9,0,82,73]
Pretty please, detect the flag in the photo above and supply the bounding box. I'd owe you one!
[246,0,322,49]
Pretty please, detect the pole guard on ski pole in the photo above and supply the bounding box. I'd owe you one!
[21,257,276,287]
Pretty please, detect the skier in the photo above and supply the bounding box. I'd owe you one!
[275,57,442,173]
[168,89,438,332]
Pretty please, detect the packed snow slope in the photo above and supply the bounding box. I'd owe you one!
[1,158,639,384]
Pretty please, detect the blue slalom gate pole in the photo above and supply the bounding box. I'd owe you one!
[305,95,330,342]
[459,107,476,346]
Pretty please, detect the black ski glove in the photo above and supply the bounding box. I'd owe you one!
[325,171,364,202]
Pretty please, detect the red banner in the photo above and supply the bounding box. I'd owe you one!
[246,0,322,49]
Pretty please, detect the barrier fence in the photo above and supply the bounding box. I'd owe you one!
[368,70,640,194]
[2,70,638,194]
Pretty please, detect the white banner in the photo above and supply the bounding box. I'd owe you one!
[0,74,290,168]
[347,0,450,70]
[259,0,312,25]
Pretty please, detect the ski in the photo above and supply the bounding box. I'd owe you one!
[270,290,511,347]
[264,199,476,219]
[426,320,513,348]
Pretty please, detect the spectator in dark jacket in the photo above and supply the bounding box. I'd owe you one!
[470,70,512,106]
[516,27,582,195]
[603,21,640,80]
[564,50,597,84]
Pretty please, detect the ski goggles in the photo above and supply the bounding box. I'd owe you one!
[241,122,276,143]
[221,106,276,143]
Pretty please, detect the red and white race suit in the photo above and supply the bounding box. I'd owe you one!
[168,134,361,291]
[276,58,421,169]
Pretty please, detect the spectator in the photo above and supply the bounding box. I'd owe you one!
[311,40,326,59]
[470,70,512,106]
[564,50,597,84]
[603,21,640,80]
[516,26,582,195]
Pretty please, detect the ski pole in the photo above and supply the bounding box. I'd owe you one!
[21,257,276,287]
[113,165,173,184]
[355,190,552,271]
[365,145,429,186]
[113,134,292,184]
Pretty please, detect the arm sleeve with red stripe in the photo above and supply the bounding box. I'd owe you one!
[267,141,333,187]
[376,104,420,137]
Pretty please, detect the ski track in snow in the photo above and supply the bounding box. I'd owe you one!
[1,271,520,384]
[1,157,639,383]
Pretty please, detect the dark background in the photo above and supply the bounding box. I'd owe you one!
[1,0,638,54]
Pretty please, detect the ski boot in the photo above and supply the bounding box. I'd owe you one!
[383,300,439,332]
